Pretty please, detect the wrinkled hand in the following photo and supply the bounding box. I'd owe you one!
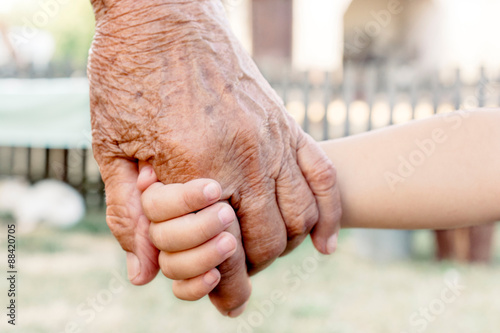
[88,0,341,315]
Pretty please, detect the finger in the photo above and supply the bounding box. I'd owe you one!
[149,202,236,252]
[276,157,319,256]
[209,219,252,317]
[159,232,237,280]
[101,157,160,285]
[141,179,222,222]
[234,181,287,274]
[137,161,158,192]
[296,131,342,254]
[172,268,221,301]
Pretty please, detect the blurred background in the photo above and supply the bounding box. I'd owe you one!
[1,0,500,332]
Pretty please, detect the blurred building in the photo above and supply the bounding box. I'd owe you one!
[225,0,500,79]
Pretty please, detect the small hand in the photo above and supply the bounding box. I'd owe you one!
[137,162,250,317]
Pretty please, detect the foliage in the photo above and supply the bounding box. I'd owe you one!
[45,0,95,69]
[5,0,95,71]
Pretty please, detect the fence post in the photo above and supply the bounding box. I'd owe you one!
[26,147,32,182]
[454,68,461,110]
[302,71,310,133]
[478,67,486,108]
[365,63,376,130]
[322,71,330,140]
[80,148,88,201]
[343,63,353,136]
[432,71,439,114]
[388,65,396,125]
[9,147,15,174]
[410,69,418,120]
[44,148,50,179]
[62,149,69,183]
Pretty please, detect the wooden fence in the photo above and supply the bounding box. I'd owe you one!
[1,64,499,209]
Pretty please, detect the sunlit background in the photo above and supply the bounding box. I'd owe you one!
[1,0,500,332]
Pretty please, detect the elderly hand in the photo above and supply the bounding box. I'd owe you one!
[88,0,341,315]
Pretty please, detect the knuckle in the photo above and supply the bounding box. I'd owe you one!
[105,205,134,248]
[141,185,162,221]
[140,194,154,220]
[196,210,218,242]
[181,188,199,215]
[159,253,178,280]
[149,224,168,250]
[286,203,319,237]
[278,176,319,237]
[309,159,337,192]
[173,282,204,301]
[264,239,287,262]
[303,204,320,232]
[189,287,208,301]
[195,202,230,242]
[248,235,286,266]
[157,225,179,252]
[171,283,187,300]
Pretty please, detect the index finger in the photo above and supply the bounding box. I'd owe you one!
[141,179,222,222]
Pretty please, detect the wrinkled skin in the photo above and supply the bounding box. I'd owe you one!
[88,0,341,315]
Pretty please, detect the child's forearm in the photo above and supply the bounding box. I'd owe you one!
[320,109,500,230]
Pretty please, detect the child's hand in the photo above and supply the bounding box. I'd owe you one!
[137,162,251,317]
[144,181,237,299]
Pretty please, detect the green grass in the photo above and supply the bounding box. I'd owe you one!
[69,208,111,234]
[2,214,500,333]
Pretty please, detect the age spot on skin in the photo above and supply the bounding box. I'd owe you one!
[136,91,143,98]
[205,105,214,114]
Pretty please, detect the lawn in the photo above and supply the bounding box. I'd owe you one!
[2,211,500,333]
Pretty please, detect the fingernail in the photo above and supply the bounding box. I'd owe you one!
[228,302,248,318]
[218,206,234,228]
[216,235,236,256]
[203,269,220,286]
[126,252,140,282]
[203,182,220,201]
[326,233,338,254]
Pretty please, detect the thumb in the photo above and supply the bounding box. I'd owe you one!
[101,157,159,285]
[296,130,342,255]
[137,160,158,192]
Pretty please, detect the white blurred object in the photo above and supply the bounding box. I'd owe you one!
[0,26,55,70]
[293,0,351,71]
[11,28,55,71]
[0,178,85,233]
[0,177,30,212]
[352,229,413,262]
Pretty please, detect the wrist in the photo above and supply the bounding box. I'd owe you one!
[90,0,239,69]
[92,0,230,39]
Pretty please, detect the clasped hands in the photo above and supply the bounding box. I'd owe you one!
[88,0,341,317]
[138,161,340,317]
